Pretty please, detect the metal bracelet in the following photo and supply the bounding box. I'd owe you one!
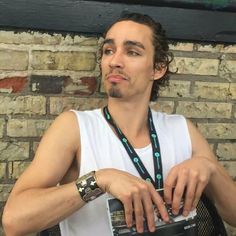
[75,171,104,202]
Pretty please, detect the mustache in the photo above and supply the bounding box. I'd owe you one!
[104,69,130,80]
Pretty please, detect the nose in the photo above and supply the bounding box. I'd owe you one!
[109,50,124,69]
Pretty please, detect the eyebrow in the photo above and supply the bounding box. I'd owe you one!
[103,38,145,50]
[124,40,145,50]
[103,38,114,46]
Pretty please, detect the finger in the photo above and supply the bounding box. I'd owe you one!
[164,168,177,204]
[122,196,133,228]
[133,192,144,233]
[141,189,156,232]
[172,169,188,215]
[182,172,198,216]
[151,188,169,222]
[192,178,208,209]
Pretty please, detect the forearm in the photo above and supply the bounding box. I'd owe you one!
[206,161,236,226]
[2,182,85,235]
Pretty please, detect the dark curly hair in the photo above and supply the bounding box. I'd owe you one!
[100,12,173,101]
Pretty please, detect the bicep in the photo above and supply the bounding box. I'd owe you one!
[186,119,215,160]
[11,111,80,194]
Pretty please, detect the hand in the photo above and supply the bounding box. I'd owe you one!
[164,156,215,217]
[96,168,169,233]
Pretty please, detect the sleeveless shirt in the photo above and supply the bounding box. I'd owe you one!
[59,109,192,236]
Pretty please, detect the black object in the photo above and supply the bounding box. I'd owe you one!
[39,224,61,236]
[39,194,228,236]
[107,197,197,236]
[196,194,228,236]
[0,0,236,43]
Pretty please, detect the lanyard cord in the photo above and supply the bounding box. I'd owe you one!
[103,106,163,189]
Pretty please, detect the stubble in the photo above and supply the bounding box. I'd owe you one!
[108,83,123,98]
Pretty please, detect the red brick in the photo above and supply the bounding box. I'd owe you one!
[77,77,97,95]
[0,77,27,93]
[64,76,97,96]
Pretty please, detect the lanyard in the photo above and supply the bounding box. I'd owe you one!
[103,106,163,190]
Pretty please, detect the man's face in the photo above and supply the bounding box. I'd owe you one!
[101,20,156,101]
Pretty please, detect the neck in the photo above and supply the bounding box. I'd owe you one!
[106,99,150,147]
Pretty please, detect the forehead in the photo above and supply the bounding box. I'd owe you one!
[105,20,153,48]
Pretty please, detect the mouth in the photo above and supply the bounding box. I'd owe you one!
[106,74,127,83]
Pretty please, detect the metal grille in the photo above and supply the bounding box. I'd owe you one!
[196,195,227,236]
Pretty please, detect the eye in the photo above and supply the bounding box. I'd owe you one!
[103,48,114,55]
[127,50,140,56]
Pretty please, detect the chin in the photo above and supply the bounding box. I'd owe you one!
[108,87,123,98]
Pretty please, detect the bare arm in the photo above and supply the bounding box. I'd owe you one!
[187,120,236,226]
[2,111,86,235]
[3,110,170,235]
[164,119,236,226]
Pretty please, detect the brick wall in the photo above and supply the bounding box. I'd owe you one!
[0,30,235,235]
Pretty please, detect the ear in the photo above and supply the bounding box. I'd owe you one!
[153,65,167,81]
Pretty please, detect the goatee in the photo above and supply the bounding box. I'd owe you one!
[108,84,122,98]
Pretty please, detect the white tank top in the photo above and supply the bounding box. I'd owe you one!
[60,109,192,236]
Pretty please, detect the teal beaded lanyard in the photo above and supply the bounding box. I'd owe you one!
[103,106,163,189]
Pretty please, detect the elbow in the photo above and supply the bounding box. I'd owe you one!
[2,207,24,236]
[224,217,236,228]
[219,209,236,228]
[2,209,15,235]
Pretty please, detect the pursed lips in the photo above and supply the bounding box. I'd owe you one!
[106,74,127,83]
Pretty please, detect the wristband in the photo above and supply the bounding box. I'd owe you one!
[75,171,104,202]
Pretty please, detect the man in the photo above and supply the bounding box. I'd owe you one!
[2,13,236,236]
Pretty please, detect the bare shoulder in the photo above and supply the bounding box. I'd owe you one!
[11,110,81,194]
[36,110,80,158]
[186,119,215,160]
